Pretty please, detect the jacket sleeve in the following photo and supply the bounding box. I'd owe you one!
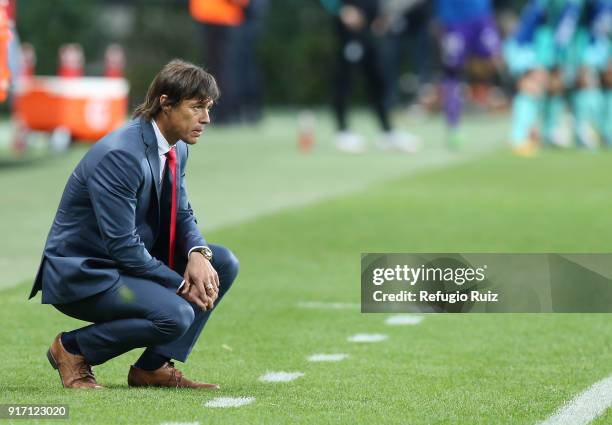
[87,150,184,290]
[175,144,207,258]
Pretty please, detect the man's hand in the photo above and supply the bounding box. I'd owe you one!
[178,282,211,311]
[180,251,219,309]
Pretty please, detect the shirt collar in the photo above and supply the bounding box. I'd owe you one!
[151,119,172,156]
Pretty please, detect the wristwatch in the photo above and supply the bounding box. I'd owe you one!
[192,246,213,261]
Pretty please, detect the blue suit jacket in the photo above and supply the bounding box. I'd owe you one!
[29,118,206,304]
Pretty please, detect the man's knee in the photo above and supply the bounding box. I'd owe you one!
[223,250,240,283]
[212,245,240,283]
[154,300,195,341]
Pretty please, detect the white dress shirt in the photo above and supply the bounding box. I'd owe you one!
[152,119,173,182]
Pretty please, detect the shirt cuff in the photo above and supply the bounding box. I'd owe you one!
[188,245,207,258]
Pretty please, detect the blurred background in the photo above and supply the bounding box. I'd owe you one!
[10,0,530,132]
[5,0,609,150]
[7,0,609,153]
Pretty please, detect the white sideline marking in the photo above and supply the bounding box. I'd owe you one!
[385,315,424,326]
[297,301,360,310]
[347,333,388,343]
[307,353,349,362]
[538,376,612,425]
[204,397,256,408]
[258,371,305,383]
[161,422,199,425]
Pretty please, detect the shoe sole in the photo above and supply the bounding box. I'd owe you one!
[47,348,67,388]
[128,381,219,390]
[47,349,58,369]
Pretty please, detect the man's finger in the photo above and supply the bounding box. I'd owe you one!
[194,281,209,304]
[204,281,216,298]
[206,263,219,289]
[181,287,207,311]
[190,285,209,310]
[201,291,213,310]
[200,287,213,310]
[192,295,208,311]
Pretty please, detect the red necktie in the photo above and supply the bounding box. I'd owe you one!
[165,147,177,269]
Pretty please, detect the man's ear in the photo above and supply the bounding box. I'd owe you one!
[159,95,170,112]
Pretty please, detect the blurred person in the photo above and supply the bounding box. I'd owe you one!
[190,0,249,124]
[568,0,611,147]
[0,0,17,103]
[0,0,11,102]
[29,60,239,389]
[4,0,32,155]
[377,0,433,109]
[321,0,420,153]
[434,0,503,148]
[598,0,612,145]
[541,0,583,149]
[504,0,583,155]
[235,0,268,123]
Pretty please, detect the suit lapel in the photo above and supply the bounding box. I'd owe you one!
[141,118,162,202]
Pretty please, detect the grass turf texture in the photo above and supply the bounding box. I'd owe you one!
[1,111,612,424]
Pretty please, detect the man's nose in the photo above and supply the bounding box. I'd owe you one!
[199,109,210,124]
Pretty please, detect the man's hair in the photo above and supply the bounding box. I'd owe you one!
[133,59,220,120]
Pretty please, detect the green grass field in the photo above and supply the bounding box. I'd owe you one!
[2,111,612,424]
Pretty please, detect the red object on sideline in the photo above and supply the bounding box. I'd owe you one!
[20,43,35,77]
[58,44,84,78]
[104,44,125,78]
[14,77,129,142]
[298,111,315,153]
[299,131,313,153]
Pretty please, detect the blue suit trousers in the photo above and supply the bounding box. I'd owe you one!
[53,244,239,366]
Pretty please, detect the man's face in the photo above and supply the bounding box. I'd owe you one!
[165,97,213,145]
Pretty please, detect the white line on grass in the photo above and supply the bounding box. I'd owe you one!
[538,376,612,425]
[204,397,256,408]
[307,353,349,362]
[297,301,360,310]
[161,422,200,425]
[347,333,388,343]
[258,371,305,383]
[385,315,424,326]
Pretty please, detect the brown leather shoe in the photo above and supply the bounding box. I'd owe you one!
[47,333,103,389]
[128,361,219,390]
